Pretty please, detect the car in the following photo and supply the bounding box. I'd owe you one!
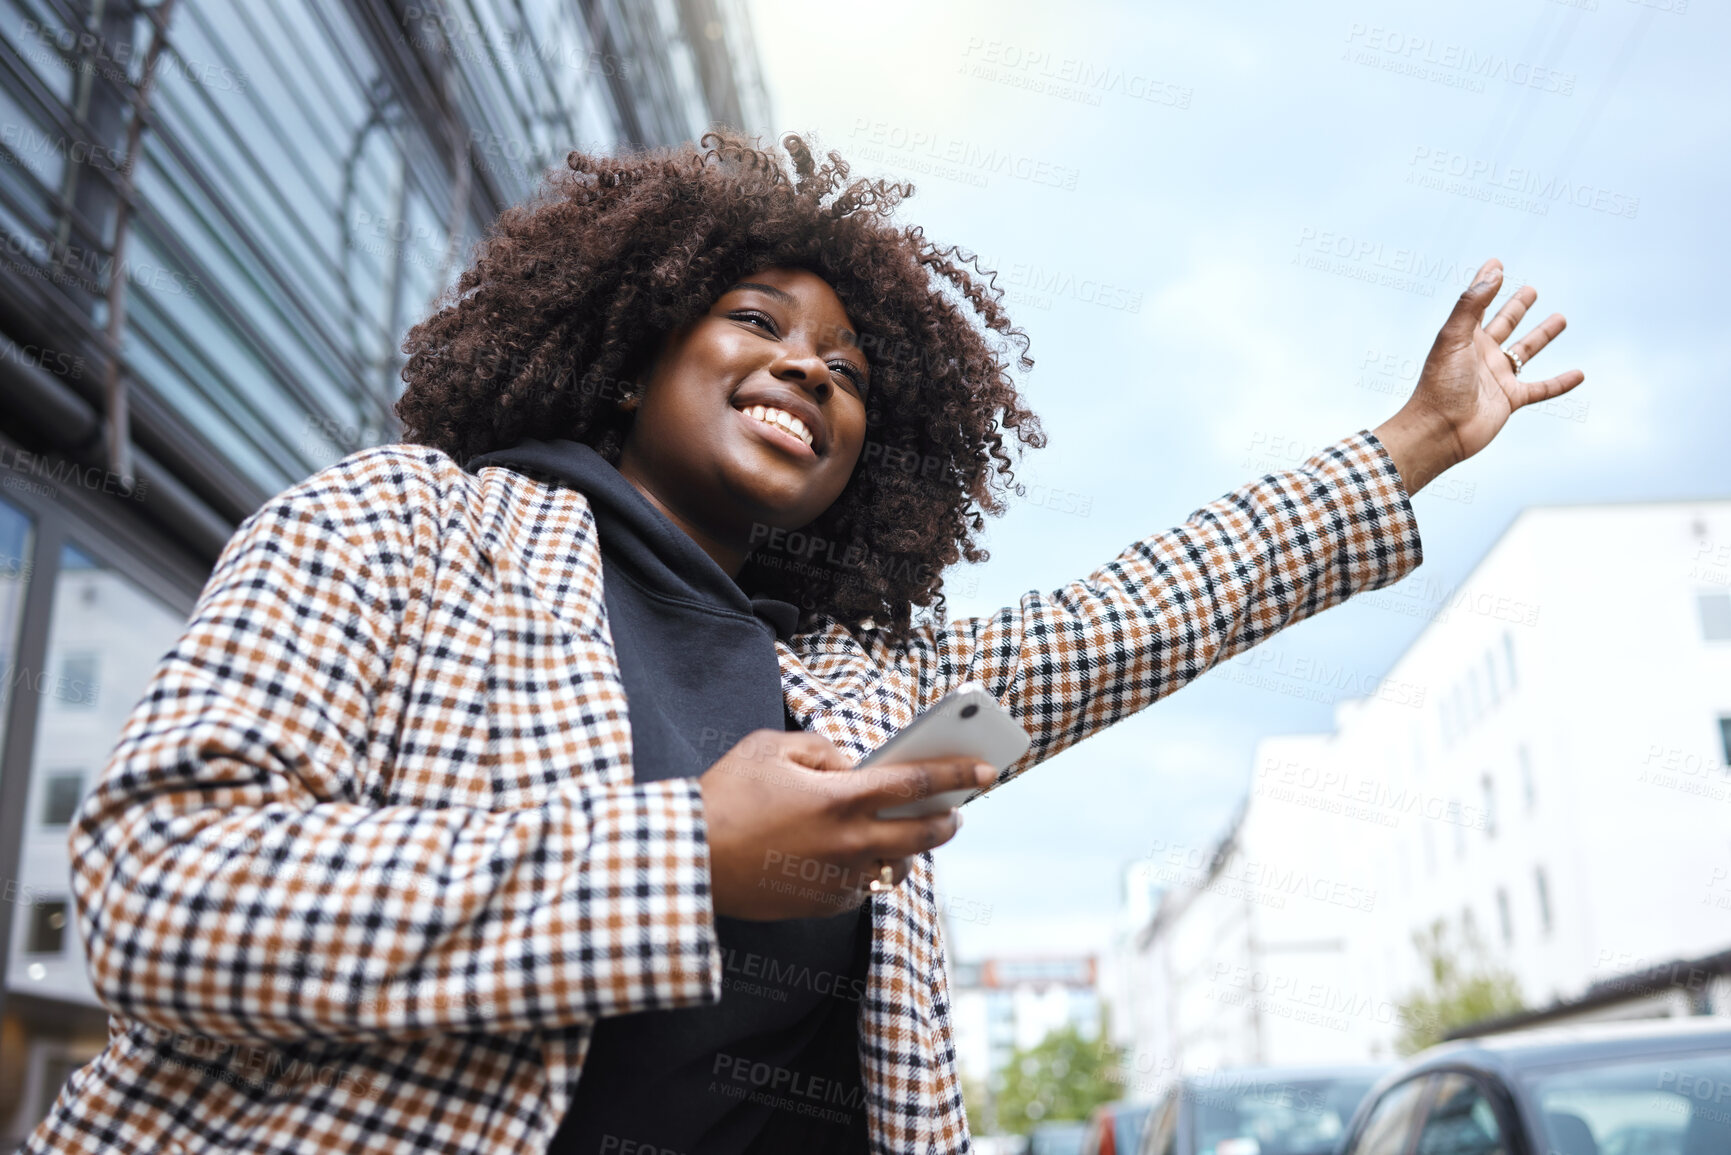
[1135,1064,1390,1155]
[1082,1100,1154,1155]
[1336,1017,1731,1155]
[1030,1120,1091,1155]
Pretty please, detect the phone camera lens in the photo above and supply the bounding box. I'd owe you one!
[960,704,979,719]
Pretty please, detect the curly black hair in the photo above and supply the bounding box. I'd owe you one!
[395,130,1044,642]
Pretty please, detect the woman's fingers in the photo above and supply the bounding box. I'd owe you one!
[1504,312,1569,368]
[873,810,965,859]
[848,756,995,816]
[1482,284,1537,344]
[775,730,856,774]
[1515,368,1587,409]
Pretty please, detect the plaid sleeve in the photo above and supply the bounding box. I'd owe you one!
[69,493,721,1045]
[889,430,1424,780]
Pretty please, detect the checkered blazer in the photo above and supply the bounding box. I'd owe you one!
[25,430,1420,1154]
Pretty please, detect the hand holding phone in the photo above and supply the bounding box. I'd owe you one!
[863,684,1031,820]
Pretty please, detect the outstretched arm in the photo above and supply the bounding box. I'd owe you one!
[879,257,1579,781]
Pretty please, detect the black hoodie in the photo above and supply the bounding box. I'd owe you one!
[464,439,871,1153]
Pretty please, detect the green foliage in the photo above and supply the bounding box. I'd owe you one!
[1395,919,1525,1055]
[988,1023,1123,1135]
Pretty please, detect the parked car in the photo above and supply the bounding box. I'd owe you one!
[1030,1120,1091,1155]
[1136,1065,1389,1155]
[1082,1101,1154,1155]
[1336,1017,1731,1155]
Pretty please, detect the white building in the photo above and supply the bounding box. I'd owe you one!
[949,955,1102,1090]
[1112,498,1731,1084]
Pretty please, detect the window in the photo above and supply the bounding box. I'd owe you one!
[1528,1053,1731,1155]
[26,899,69,955]
[1414,1073,1508,1155]
[1719,717,1731,769]
[1535,866,1553,936]
[40,771,83,827]
[1700,591,1731,641]
[1468,669,1483,723]
[1496,888,1513,947]
[1484,650,1499,708]
[1503,631,1517,691]
[1481,774,1497,839]
[0,499,34,755]
[1454,803,1466,860]
[1517,745,1535,812]
[1348,1077,1427,1155]
[53,651,100,708]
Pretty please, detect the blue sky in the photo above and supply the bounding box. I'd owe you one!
[742,0,1730,958]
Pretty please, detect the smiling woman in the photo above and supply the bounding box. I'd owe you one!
[396,131,1047,640]
[30,131,1581,1155]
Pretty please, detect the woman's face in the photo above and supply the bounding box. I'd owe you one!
[617,266,871,574]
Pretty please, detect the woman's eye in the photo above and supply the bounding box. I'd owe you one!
[734,310,776,333]
[830,362,868,396]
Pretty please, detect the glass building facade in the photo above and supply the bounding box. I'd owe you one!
[0,0,769,1140]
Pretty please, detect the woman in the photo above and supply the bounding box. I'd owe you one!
[28,133,1579,1154]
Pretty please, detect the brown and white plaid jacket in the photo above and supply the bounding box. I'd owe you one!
[25,430,1421,1154]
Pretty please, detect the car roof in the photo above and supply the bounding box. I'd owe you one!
[1183,1063,1393,1087]
[1407,1016,1731,1078]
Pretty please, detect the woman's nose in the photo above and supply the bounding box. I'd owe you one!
[773,347,833,401]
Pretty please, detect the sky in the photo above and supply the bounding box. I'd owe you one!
[741,0,1731,961]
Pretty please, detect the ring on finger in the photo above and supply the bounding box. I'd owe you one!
[867,860,896,894]
[1504,348,1524,375]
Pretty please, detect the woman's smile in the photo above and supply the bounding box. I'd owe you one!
[615,266,871,575]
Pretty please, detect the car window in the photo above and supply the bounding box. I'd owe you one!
[1524,1051,1731,1155]
[1350,1078,1429,1155]
[1414,1074,1508,1155]
[1139,1090,1179,1155]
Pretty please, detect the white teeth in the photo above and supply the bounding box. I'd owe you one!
[742,405,814,449]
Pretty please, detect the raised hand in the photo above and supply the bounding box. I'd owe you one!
[1374,258,1585,495]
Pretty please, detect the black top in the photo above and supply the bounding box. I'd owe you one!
[464,439,871,1154]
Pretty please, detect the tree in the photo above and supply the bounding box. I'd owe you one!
[1395,918,1525,1055]
[987,1023,1123,1135]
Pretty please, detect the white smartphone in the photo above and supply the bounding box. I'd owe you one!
[863,683,1031,820]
